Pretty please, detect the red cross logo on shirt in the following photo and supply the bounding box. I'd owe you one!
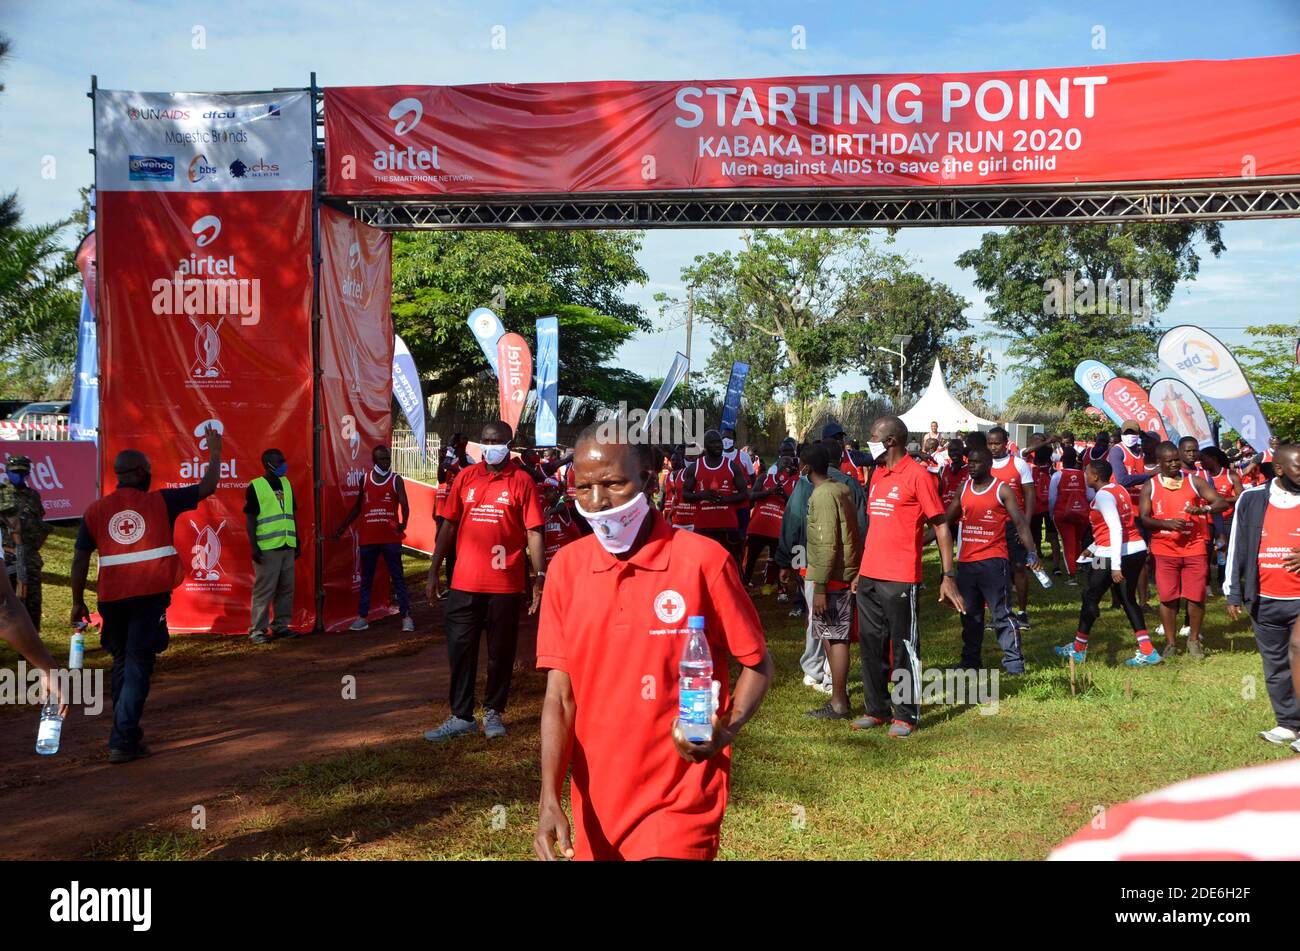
[654,589,686,624]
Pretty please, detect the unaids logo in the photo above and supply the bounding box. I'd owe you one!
[191,215,221,248]
[654,590,686,624]
[108,510,146,545]
[388,98,423,135]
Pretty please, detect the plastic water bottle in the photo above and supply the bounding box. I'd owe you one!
[1031,561,1054,589]
[36,693,63,755]
[1217,550,1227,567]
[69,623,86,671]
[678,616,714,743]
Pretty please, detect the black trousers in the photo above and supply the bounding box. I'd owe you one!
[1078,550,1147,635]
[99,593,170,752]
[444,589,521,721]
[1253,597,1300,731]
[958,558,1023,673]
[742,535,778,586]
[856,577,920,725]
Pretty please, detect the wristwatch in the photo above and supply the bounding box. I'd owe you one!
[942,569,958,579]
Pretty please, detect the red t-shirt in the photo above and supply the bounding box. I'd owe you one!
[442,460,544,594]
[861,454,945,584]
[957,478,1009,563]
[536,512,767,861]
[1258,499,1300,600]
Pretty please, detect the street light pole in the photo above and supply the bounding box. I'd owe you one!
[876,333,912,409]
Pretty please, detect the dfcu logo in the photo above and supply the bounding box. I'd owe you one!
[388,97,423,135]
[191,215,221,247]
[188,154,218,183]
[1176,340,1221,374]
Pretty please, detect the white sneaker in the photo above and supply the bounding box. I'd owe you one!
[401,616,415,632]
[803,674,833,694]
[1259,726,1300,746]
[349,617,369,632]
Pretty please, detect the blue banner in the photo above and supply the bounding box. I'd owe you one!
[467,306,506,378]
[535,315,559,447]
[69,191,98,442]
[1073,359,1123,425]
[719,361,750,432]
[392,334,426,459]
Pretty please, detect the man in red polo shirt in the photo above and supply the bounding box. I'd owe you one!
[852,416,964,738]
[534,425,772,861]
[424,420,544,742]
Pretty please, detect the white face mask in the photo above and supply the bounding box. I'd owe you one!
[722,438,735,451]
[867,440,886,460]
[576,491,651,554]
[481,443,510,466]
[1122,434,1142,449]
[373,463,390,477]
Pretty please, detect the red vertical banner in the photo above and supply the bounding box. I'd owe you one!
[94,90,316,633]
[1102,377,1170,441]
[496,333,532,434]
[319,207,395,632]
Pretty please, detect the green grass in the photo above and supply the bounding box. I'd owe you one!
[27,531,1290,860]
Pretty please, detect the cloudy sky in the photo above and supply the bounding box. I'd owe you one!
[1,0,1297,404]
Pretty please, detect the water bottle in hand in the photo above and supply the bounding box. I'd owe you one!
[36,693,63,756]
[69,622,86,671]
[1029,556,1053,589]
[678,616,714,743]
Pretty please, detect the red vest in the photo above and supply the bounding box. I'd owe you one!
[359,470,402,546]
[666,469,695,528]
[543,506,583,564]
[1148,476,1209,557]
[1208,468,1236,519]
[1031,464,1051,509]
[957,478,1008,562]
[691,457,739,530]
[1053,469,1089,520]
[938,463,967,509]
[747,471,792,538]
[84,487,183,602]
[1119,444,1147,503]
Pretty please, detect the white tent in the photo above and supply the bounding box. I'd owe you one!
[899,360,996,435]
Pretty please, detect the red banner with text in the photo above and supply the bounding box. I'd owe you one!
[1102,377,1170,441]
[325,55,1300,196]
[319,207,396,632]
[0,442,97,522]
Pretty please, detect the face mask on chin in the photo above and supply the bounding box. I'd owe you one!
[576,491,651,554]
[481,443,510,466]
[373,463,390,478]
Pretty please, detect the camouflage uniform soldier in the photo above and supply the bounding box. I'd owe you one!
[1,455,50,631]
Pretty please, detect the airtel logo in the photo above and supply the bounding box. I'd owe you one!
[348,240,362,271]
[193,418,224,450]
[191,215,221,248]
[388,97,423,135]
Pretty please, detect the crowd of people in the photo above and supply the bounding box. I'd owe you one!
[1,415,1296,860]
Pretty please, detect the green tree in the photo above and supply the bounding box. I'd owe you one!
[956,223,1225,407]
[390,230,650,402]
[0,217,81,398]
[1235,323,1300,441]
[672,229,979,433]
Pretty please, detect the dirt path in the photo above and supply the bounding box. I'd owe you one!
[0,596,538,860]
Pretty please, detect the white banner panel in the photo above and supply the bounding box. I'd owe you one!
[95,90,313,192]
